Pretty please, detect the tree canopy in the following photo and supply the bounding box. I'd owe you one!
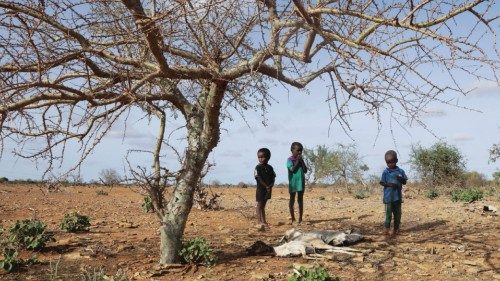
[0,0,498,263]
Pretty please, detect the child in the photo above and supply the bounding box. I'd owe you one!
[287,142,308,224]
[254,148,276,229]
[379,150,408,236]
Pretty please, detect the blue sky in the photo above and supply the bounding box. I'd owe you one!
[0,78,498,184]
[0,2,498,184]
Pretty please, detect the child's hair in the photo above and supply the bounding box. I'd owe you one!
[384,150,398,162]
[258,148,271,160]
[290,142,303,151]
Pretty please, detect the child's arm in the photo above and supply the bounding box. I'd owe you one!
[300,159,308,174]
[256,177,270,189]
[397,170,408,185]
[379,171,397,188]
[289,159,302,173]
[270,167,276,188]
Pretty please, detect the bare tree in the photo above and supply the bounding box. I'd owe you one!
[0,0,498,263]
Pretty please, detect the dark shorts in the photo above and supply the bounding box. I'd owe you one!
[256,187,271,202]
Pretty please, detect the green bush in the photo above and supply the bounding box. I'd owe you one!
[60,212,91,232]
[179,237,216,266]
[410,142,466,187]
[288,266,339,281]
[0,177,8,183]
[0,248,37,273]
[353,190,369,199]
[9,219,53,250]
[451,189,484,203]
[425,189,439,200]
[142,196,154,213]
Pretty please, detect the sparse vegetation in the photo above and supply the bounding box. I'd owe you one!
[410,142,466,187]
[451,189,484,203]
[303,144,368,186]
[0,248,37,273]
[289,266,339,281]
[425,189,440,200]
[60,212,91,232]
[96,189,108,196]
[142,196,154,213]
[99,169,122,186]
[179,238,217,266]
[81,267,128,281]
[353,190,370,199]
[8,219,53,250]
[194,186,221,211]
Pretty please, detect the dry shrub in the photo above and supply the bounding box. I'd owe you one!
[194,185,221,211]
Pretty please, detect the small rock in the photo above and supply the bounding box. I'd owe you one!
[358,267,376,273]
[293,263,315,270]
[250,272,270,280]
[352,256,364,263]
[463,260,477,266]
[117,244,134,252]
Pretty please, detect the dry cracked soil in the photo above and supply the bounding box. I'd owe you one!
[0,184,499,280]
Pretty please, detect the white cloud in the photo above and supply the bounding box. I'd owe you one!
[452,133,473,142]
[468,80,500,98]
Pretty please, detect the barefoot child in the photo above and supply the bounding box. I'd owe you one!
[379,150,408,236]
[287,142,308,224]
[254,148,276,228]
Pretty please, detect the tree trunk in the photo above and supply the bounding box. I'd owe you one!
[158,81,225,264]
[159,150,207,263]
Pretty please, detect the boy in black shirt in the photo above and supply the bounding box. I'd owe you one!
[254,148,276,229]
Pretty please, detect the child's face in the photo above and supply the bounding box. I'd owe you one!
[257,151,268,164]
[385,155,397,168]
[291,146,303,158]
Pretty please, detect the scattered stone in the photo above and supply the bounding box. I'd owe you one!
[250,272,271,280]
[117,244,134,252]
[463,260,477,266]
[352,256,364,263]
[64,251,90,260]
[358,267,376,273]
[293,263,315,270]
[118,221,139,228]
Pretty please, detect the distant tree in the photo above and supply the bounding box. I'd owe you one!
[493,171,500,184]
[410,142,466,187]
[464,171,487,187]
[304,144,367,186]
[98,169,122,186]
[0,0,496,263]
[489,143,500,163]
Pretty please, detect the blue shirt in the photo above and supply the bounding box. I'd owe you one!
[380,166,407,203]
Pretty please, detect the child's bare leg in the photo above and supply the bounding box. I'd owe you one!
[289,192,296,223]
[297,191,304,223]
[261,200,268,226]
[256,202,262,224]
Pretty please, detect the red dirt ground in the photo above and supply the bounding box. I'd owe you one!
[0,184,499,280]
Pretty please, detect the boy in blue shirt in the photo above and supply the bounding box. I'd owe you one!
[380,150,408,236]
